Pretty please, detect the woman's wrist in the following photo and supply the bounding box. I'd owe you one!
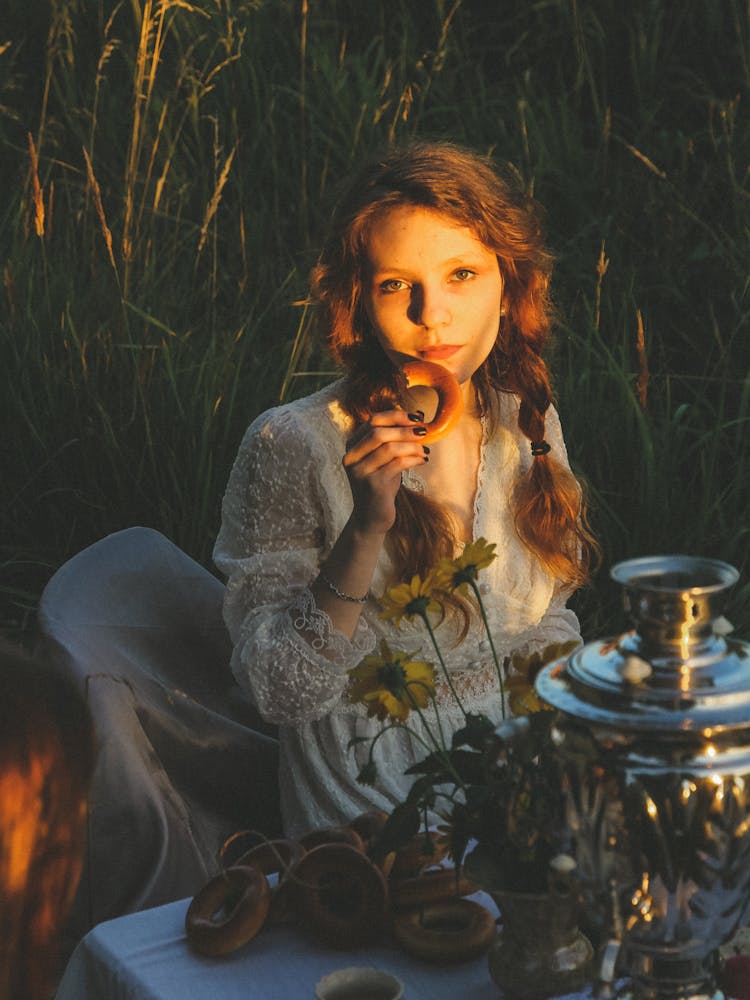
[317,570,370,604]
[309,517,385,636]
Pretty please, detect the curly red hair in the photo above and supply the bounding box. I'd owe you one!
[311,140,596,590]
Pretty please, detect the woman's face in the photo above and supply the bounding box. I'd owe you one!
[363,205,504,387]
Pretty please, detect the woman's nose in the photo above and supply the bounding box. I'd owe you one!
[409,283,451,329]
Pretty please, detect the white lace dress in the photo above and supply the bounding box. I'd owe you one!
[213,380,581,836]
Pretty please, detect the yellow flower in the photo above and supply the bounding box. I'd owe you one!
[348,641,436,722]
[505,671,548,715]
[506,640,579,716]
[379,572,444,626]
[434,538,497,593]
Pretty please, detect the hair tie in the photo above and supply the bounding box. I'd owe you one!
[530,440,551,457]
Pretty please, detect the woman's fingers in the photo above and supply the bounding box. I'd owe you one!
[345,439,426,476]
[343,411,429,534]
[344,410,426,465]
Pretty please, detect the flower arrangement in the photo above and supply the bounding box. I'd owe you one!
[347,539,578,893]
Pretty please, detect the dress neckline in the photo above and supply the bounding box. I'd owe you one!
[401,410,489,547]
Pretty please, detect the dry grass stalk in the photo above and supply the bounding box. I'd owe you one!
[46,181,54,243]
[388,83,415,141]
[635,309,649,411]
[615,135,667,180]
[3,262,15,326]
[239,209,248,293]
[139,99,170,229]
[82,146,117,272]
[27,133,45,238]
[594,240,609,332]
[123,0,161,266]
[197,147,236,255]
[96,38,119,90]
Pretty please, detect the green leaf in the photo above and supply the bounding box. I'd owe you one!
[405,775,438,808]
[356,760,378,786]
[369,802,420,862]
[464,783,494,811]
[451,712,495,750]
[445,749,486,784]
[404,751,449,776]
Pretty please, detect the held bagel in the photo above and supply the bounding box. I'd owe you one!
[401,359,463,443]
[185,865,270,957]
[292,843,388,949]
[390,866,478,911]
[392,897,497,964]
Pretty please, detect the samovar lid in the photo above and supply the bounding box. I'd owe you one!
[536,555,750,733]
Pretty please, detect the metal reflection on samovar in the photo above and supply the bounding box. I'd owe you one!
[537,555,750,1000]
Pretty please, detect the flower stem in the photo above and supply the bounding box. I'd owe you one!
[366,722,403,761]
[420,611,469,721]
[405,687,446,756]
[468,579,506,719]
[409,696,467,790]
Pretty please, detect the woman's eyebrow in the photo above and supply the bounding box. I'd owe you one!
[368,253,488,276]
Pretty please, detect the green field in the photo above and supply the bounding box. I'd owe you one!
[2,0,748,639]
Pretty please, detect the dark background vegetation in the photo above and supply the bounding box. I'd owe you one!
[2,0,748,639]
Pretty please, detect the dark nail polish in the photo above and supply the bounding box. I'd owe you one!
[423,455,429,462]
[407,411,425,422]
[413,427,427,436]
[422,445,430,455]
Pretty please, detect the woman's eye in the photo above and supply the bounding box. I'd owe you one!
[380,279,407,293]
[453,268,475,282]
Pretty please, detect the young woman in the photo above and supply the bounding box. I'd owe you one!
[214,140,595,837]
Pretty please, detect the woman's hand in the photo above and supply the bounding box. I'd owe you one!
[343,409,428,535]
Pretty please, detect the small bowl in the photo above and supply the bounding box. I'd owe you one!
[315,965,404,1000]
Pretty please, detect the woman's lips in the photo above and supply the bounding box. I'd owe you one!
[418,345,461,362]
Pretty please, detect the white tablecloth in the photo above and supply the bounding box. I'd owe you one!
[55,895,598,1000]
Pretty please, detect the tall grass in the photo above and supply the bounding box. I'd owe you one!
[1,0,748,638]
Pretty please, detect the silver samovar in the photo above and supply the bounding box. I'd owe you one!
[536,555,750,1000]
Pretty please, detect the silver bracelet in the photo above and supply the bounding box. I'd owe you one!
[317,570,370,604]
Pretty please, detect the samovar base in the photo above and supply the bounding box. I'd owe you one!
[615,947,723,1000]
[614,989,723,1000]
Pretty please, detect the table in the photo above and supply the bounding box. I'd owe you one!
[56,894,598,999]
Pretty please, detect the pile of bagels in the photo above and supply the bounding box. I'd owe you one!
[185,809,497,964]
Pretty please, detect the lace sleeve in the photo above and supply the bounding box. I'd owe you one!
[509,593,582,663]
[213,407,374,725]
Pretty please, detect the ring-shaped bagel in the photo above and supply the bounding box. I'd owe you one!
[392,897,497,964]
[348,809,389,849]
[185,865,270,957]
[292,843,388,948]
[236,838,306,878]
[299,825,365,853]
[390,830,448,879]
[390,866,478,910]
[348,810,394,874]
[401,359,464,443]
[235,839,307,926]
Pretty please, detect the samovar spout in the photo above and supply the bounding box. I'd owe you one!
[593,939,622,999]
[593,881,625,999]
